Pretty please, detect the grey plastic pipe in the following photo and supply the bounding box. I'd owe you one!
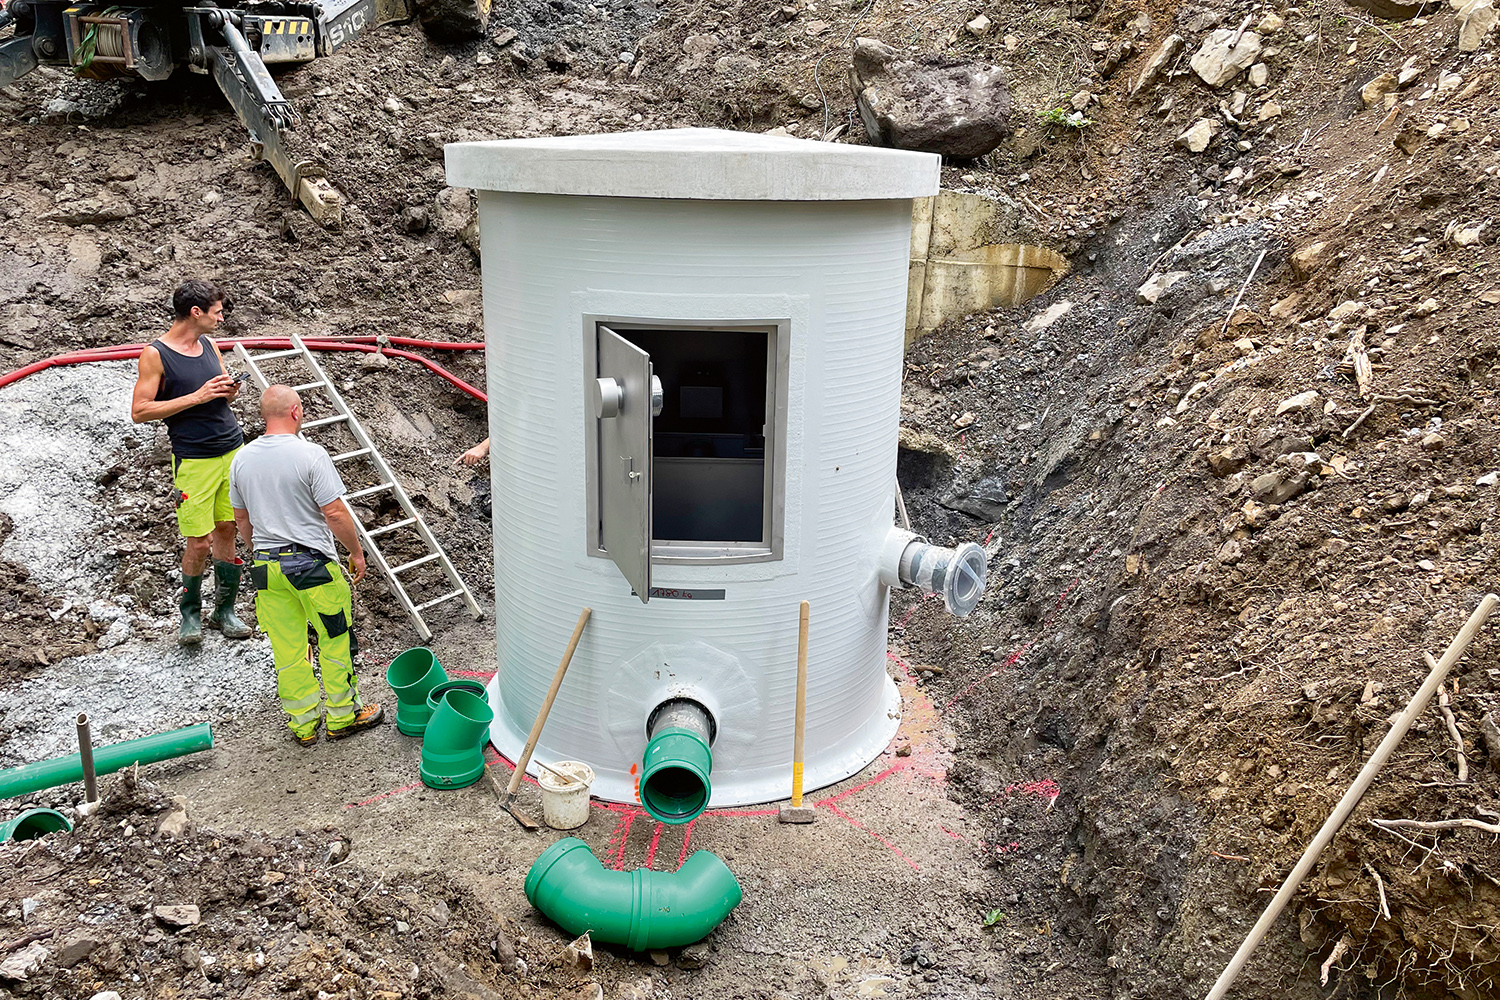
[877,526,989,617]
[76,712,97,804]
[0,723,214,800]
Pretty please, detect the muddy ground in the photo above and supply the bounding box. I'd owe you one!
[4,0,1500,998]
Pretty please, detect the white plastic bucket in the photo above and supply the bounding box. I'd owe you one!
[538,760,595,830]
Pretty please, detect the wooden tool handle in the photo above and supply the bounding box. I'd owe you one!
[506,607,592,798]
[791,600,810,807]
[1204,593,1498,1000]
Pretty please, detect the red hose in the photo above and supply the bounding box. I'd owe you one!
[64,335,486,356]
[0,338,488,401]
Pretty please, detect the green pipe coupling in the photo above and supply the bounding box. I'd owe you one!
[420,689,493,790]
[525,837,742,951]
[640,700,714,825]
[1,808,73,842]
[0,723,214,801]
[387,647,448,736]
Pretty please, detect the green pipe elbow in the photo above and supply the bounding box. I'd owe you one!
[525,837,742,951]
[0,808,73,842]
[0,723,214,801]
[420,689,494,790]
[387,647,449,736]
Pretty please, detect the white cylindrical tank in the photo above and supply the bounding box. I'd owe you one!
[445,129,943,809]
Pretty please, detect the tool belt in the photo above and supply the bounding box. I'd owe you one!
[251,544,336,591]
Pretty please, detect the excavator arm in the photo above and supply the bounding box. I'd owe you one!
[0,0,487,222]
[187,7,345,223]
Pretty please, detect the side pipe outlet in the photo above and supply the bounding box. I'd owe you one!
[878,527,988,618]
[526,837,743,950]
[640,699,714,825]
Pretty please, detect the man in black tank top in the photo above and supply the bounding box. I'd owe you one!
[130,279,252,646]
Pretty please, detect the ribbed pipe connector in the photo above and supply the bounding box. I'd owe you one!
[878,526,988,618]
[640,700,715,825]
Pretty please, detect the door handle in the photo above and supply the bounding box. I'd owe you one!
[594,377,623,418]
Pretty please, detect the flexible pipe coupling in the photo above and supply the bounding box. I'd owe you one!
[877,526,988,618]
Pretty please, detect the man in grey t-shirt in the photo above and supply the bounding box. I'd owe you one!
[230,385,383,746]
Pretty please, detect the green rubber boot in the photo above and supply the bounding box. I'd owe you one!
[206,560,252,638]
[178,573,203,646]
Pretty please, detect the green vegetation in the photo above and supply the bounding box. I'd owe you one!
[1038,106,1093,130]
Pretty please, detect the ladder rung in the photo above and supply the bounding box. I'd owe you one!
[332,448,372,463]
[414,589,465,612]
[250,348,301,362]
[303,415,349,430]
[292,380,328,392]
[392,553,441,574]
[347,483,394,500]
[367,517,416,538]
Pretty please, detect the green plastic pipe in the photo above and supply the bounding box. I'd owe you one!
[525,837,743,950]
[0,723,214,800]
[425,678,487,714]
[641,728,712,824]
[0,807,73,841]
[387,647,448,736]
[640,700,714,825]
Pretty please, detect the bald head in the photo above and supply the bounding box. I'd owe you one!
[260,385,303,434]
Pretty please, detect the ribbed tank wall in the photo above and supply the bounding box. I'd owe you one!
[481,193,910,806]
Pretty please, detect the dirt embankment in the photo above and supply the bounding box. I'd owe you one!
[0,769,543,999]
[3,1,1500,998]
[891,4,1500,997]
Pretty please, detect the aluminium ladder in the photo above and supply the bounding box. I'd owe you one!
[233,333,483,642]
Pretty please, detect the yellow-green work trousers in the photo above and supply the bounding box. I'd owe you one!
[251,555,361,738]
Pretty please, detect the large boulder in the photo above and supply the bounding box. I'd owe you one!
[1457,0,1498,52]
[849,38,1012,159]
[1189,28,1262,87]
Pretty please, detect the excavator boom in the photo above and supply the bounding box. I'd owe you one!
[0,0,487,223]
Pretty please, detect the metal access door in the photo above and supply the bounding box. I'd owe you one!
[594,325,655,602]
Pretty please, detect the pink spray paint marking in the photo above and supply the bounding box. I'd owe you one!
[886,650,917,683]
[825,803,920,872]
[941,575,1082,712]
[644,823,665,870]
[345,781,421,809]
[675,817,700,868]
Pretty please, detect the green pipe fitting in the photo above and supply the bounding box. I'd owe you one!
[640,726,713,825]
[425,678,487,714]
[0,723,214,801]
[420,689,493,790]
[0,808,73,842]
[525,837,742,951]
[387,647,448,736]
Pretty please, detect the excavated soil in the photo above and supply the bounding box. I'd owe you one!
[4,1,1500,999]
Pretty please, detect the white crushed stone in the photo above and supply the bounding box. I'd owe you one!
[0,362,154,600]
[0,636,276,765]
[0,361,283,766]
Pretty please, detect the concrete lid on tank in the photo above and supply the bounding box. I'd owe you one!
[444,127,940,201]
